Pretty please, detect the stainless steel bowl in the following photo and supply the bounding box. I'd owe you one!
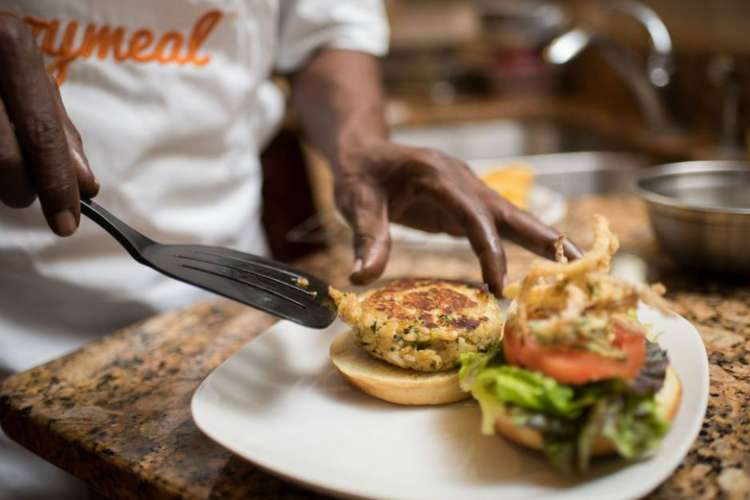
[636,161,750,275]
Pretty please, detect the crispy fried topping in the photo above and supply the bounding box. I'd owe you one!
[503,215,671,343]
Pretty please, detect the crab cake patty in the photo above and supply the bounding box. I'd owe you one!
[331,279,503,372]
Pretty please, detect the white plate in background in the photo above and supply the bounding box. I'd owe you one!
[192,304,708,500]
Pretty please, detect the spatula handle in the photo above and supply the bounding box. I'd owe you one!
[80,198,155,264]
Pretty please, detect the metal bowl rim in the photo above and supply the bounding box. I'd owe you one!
[636,161,750,215]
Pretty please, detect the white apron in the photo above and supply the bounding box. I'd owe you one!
[0,0,387,496]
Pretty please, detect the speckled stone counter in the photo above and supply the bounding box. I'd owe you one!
[1,196,749,500]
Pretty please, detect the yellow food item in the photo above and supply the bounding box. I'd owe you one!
[480,163,534,209]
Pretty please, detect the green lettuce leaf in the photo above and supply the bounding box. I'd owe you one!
[576,398,607,471]
[458,349,500,392]
[459,350,598,419]
[459,350,671,472]
[601,395,670,459]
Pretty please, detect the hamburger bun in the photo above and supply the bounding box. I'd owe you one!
[492,366,682,456]
[329,330,469,405]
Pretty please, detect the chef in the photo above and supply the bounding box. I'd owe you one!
[0,1,579,497]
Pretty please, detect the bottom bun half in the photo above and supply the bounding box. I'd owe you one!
[329,330,469,406]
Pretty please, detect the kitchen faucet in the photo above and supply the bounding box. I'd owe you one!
[543,0,674,132]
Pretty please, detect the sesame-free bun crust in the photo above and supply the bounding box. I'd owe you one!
[329,331,469,406]
[493,366,682,456]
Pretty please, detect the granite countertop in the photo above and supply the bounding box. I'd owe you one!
[1,195,749,499]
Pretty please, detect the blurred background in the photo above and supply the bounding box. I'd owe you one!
[380,0,747,158]
[266,0,749,276]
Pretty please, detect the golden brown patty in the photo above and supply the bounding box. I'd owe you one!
[330,279,503,372]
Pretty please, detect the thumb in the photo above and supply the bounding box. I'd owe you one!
[337,181,391,285]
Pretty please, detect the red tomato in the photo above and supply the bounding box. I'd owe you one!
[502,319,646,385]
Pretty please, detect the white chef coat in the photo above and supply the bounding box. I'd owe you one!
[0,1,387,497]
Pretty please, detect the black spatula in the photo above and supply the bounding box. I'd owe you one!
[80,198,337,328]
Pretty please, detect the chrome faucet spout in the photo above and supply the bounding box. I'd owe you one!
[542,0,674,131]
[611,0,673,87]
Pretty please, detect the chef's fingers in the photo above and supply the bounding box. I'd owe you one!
[0,97,35,208]
[484,188,583,261]
[0,14,79,236]
[336,178,391,285]
[48,74,99,198]
[439,180,507,296]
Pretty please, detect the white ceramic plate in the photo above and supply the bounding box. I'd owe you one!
[192,304,708,500]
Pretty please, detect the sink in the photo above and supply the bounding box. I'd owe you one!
[392,118,633,158]
[392,118,648,197]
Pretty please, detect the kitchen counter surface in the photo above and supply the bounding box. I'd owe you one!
[1,195,749,499]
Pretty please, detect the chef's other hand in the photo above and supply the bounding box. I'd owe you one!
[335,141,582,296]
[0,13,98,236]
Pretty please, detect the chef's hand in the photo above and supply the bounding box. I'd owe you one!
[0,13,98,236]
[335,140,582,296]
[291,49,581,296]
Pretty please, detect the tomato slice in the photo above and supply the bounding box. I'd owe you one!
[503,319,646,385]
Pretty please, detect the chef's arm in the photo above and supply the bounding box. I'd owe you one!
[0,13,98,237]
[289,49,580,296]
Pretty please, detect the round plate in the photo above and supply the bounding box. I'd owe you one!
[191,304,708,500]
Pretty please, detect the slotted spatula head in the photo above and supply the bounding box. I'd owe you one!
[80,199,337,328]
[143,244,337,328]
